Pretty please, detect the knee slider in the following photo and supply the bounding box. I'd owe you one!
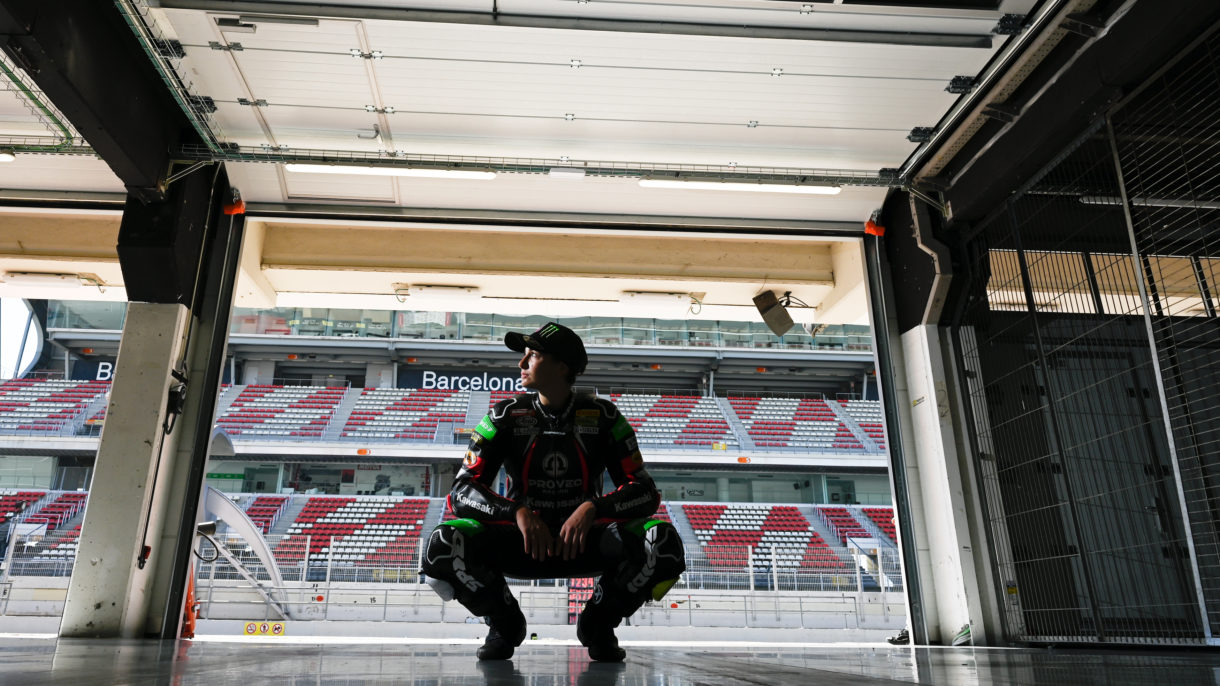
[421,519,484,578]
[623,521,686,600]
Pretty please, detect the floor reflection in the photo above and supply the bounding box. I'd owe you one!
[0,637,1218,685]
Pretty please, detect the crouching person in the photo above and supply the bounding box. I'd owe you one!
[420,322,685,661]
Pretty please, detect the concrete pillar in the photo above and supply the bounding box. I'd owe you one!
[716,477,730,502]
[241,360,275,385]
[366,362,394,388]
[895,325,998,645]
[60,303,189,638]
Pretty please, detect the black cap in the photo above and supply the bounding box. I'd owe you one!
[505,322,588,377]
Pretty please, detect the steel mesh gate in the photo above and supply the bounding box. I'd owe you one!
[1109,32,1220,639]
[951,27,1220,644]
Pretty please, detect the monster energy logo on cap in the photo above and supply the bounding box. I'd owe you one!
[504,321,588,376]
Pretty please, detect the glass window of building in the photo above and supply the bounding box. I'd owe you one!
[292,308,331,336]
[47,301,127,330]
[328,309,364,337]
[655,319,686,346]
[363,309,392,338]
[586,317,621,345]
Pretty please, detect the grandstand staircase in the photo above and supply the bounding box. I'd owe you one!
[802,504,890,590]
[422,497,446,529]
[465,391,490,424]
[35,508,85,546]
[70,392,111,436]
[321,388,362,441]
[826,401,880,451]
[857,509,898,547]
[214,385,243,418]
[714,396,755,449]
[267,495,307,537]
[416,498,446,562]
[796,505,856,568]
[665,503,707,566]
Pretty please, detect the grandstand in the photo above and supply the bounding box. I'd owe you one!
[0,304,894,631]
[0,379,110,434]
[0,378,887,454]
[0,490,45,521]
[341,388,470,441]
[862,507,897,543]
[216,385,346,438]
[244,495,290,534]
[839,400,887,450]
[19,492,86,531]
[1,490,894,589]
[0,480,899,636]
[611,393,738,448]
[273,496,431,573]
[684,503,854,573]
[726,396,868,451]
[818,507,873,544]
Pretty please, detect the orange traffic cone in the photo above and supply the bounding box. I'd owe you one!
[181,563,199,639]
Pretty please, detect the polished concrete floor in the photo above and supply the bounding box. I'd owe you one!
[0,635,1218,685]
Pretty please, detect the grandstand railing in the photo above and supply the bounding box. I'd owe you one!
[50,301,874,352]
[269,378,352,388]
[178,583,902,630]
[1,378,888,455]
[2,536,899,596]
[174,534,881,591]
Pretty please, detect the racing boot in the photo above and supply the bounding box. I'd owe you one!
[477,603,527,661]
[576,598,626,662]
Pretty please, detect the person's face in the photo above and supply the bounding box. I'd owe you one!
[519,347,569,390]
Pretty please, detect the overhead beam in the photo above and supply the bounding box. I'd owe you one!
[0,197,862,234]
[156,0,994,48]
[256,221,837,283]
[0,0,198,201]
[246,204,864,236]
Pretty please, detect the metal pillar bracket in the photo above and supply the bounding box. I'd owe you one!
[994,14,1028,35]
[982,103,1020,123]
[946,75,978,94]
[905,185,949,219]
[187,95,217,114]
[164,160,212,186]
[1062,13,1106,38]
[152,38,184,59]
[205,537,289,620]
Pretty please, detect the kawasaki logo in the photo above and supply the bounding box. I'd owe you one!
[456,494,494,515]
[613,494,651,513]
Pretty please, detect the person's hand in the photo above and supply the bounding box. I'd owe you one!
[516,506,553,561]
[557,501,597,561]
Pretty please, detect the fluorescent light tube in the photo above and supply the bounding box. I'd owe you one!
[238,15,321,26]
[3,272,84,288]
[638,179,840,194]
[284,164,495,180]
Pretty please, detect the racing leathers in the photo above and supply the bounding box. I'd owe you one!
[421,391,686,624]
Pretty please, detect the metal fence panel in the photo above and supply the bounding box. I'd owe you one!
[1109,30,1220,638]
[951,26,1220,645]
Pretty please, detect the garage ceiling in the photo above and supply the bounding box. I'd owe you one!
[0,0,1036,223]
